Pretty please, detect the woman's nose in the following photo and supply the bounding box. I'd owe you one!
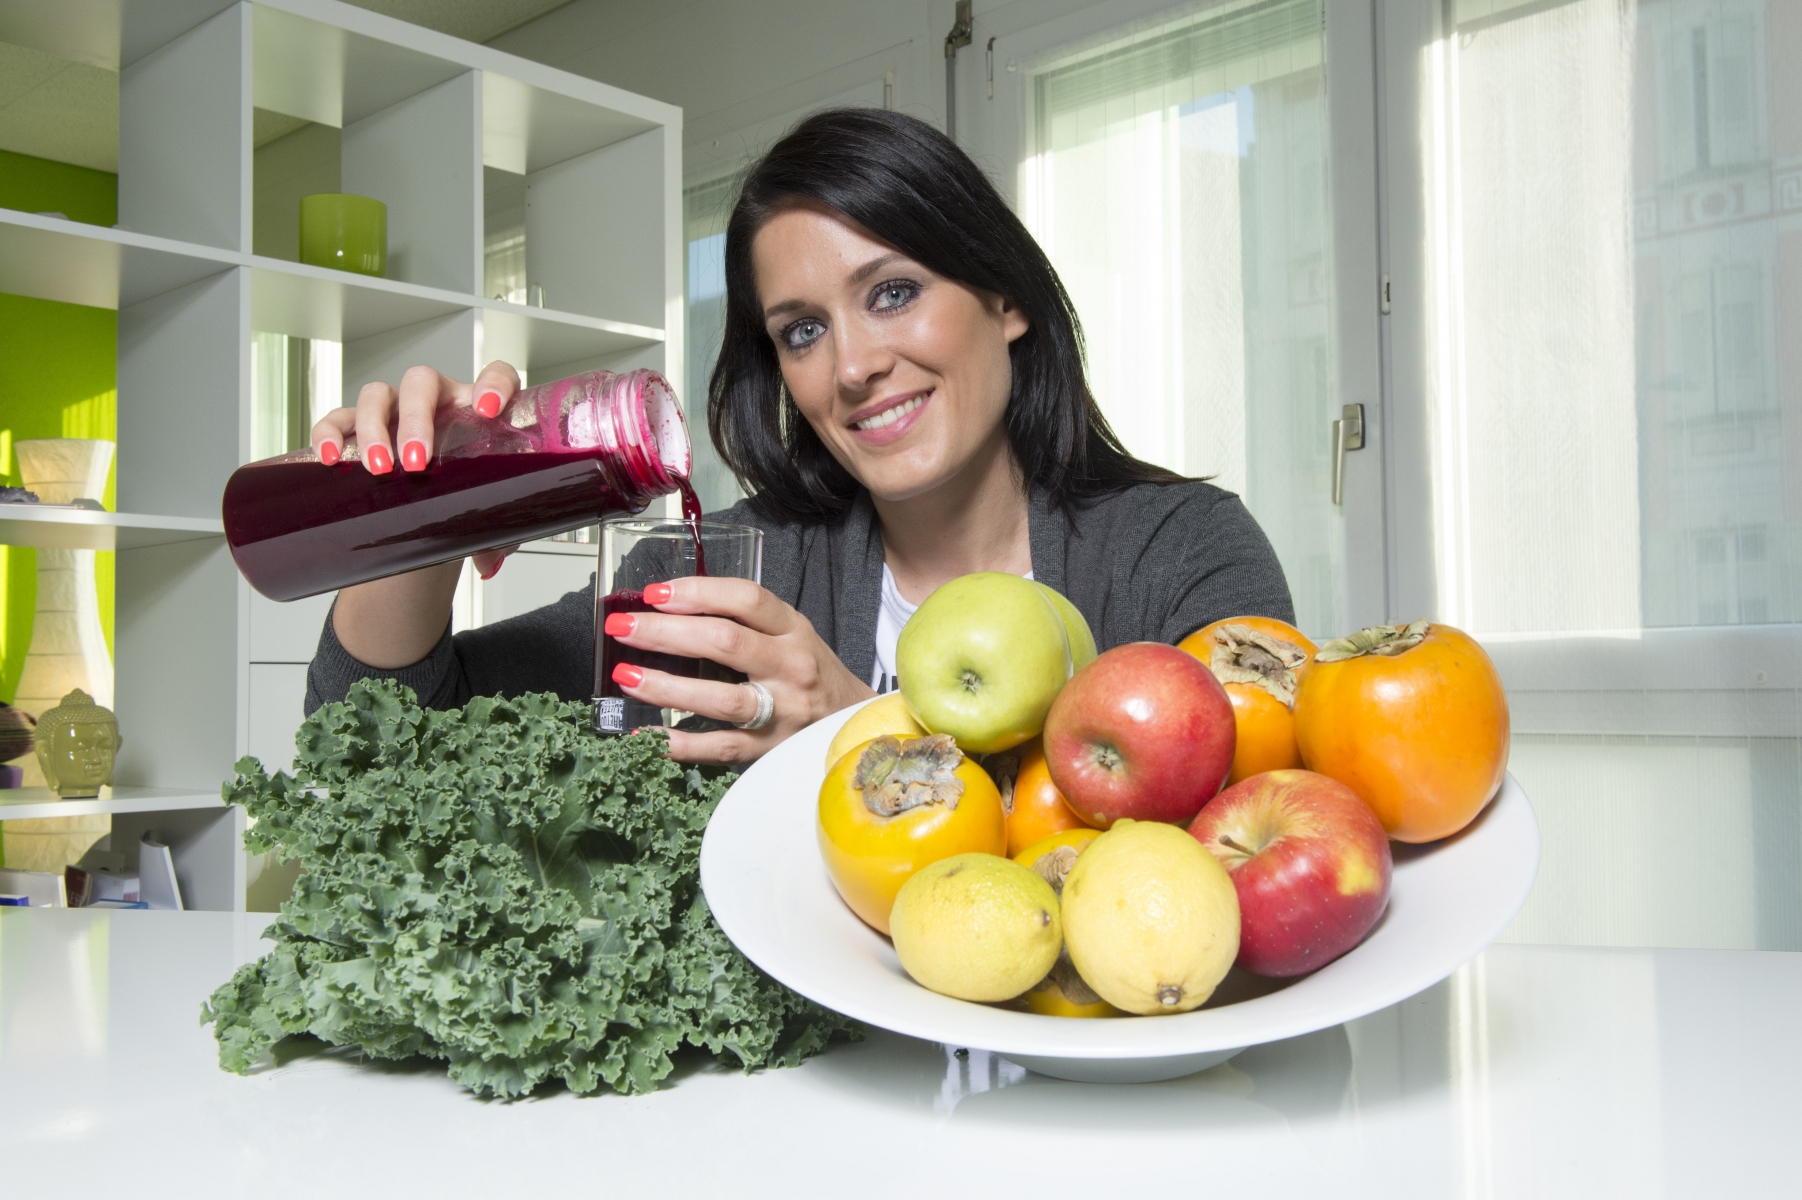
[833,322,894,392]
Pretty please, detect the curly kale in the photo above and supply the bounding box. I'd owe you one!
[203,680,857,1097]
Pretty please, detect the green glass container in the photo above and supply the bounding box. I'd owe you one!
[298,193,387,277]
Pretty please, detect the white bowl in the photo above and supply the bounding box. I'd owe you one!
[701,698,1540,1083]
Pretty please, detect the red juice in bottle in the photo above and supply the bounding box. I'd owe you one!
[222,369,690,602]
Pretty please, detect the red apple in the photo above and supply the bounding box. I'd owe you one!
[1188,769,1392,977]
[1043,642,1235,826]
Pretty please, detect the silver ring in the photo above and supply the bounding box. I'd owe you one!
[735,681,775,731]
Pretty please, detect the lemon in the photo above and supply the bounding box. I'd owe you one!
[890,853,1062,1002]
[825,693,927,772]
[1060,820,1239,1015]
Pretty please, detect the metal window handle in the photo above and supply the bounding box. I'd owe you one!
[944,1,973,141]
[1331,403,1365,506]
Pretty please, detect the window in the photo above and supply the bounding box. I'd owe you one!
[1021,0,1344,635]
[250,333,340,461]
[1390,0,1802,949]
[683,175,743,513]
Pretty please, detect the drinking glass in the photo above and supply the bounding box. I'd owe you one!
[595,518,763,735]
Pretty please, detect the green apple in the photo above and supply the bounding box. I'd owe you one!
[1036,582,1097,670]
[898,572,1072,754]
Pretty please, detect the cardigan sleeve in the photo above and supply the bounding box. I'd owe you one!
[302,496,801,716]
[304,577,597,715]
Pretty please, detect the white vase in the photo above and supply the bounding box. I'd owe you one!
[13,438,115,794]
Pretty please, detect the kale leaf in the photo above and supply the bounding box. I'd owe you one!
[203,680,857,1097]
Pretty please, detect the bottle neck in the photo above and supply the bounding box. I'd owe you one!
[607,369,690,505]
[538,368,688,510]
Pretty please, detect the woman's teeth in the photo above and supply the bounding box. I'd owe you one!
[854,395,924,431]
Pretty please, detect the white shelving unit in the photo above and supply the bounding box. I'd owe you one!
[0,0,684,910]
[0,506,224,551]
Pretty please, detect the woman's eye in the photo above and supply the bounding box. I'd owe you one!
[781,318,825,350]
[871,280,919,311]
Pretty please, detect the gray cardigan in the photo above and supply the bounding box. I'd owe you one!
[304,482,1294,714]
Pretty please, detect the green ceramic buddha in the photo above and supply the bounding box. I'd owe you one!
[34,688,122,799]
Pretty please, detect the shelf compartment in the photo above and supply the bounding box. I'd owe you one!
[0,508,226,552]
[252,2,666,169]
[249,255,662,365]
[481,301,663,371]
[0,212,662,369]
[0,208,239,310]
[0,786,227,823]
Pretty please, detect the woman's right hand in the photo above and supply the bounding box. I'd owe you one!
[310,359,522,475]
[320,360,522,667]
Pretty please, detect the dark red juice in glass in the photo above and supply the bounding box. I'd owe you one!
[593,492,761,735]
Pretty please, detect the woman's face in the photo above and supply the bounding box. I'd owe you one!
[751,205,1029,503]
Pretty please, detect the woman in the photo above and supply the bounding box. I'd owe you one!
[306,108,1293,763]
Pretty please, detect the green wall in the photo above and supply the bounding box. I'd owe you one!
[0,150,120,708]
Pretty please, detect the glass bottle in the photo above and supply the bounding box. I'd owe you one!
[222,369,690,602]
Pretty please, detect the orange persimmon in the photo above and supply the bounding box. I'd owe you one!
[1293,620,1509,843]
[1178,617,1318,786]
[989,737,1101,857]
[817,735,1005,934]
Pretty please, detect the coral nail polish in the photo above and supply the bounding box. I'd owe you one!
[604,613,636,638]
[478,559,503,581]
[401,439,428,472]
[475,391,503,419]
[365,444,393,475]
[318,441,340,466]
[643,582,673,605]
[611,663,644,688]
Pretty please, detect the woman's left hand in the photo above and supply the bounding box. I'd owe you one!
[604,576,876,765]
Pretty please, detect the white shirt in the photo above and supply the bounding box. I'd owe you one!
[870,564,1033,694]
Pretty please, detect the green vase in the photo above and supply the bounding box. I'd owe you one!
[298,193,387,277]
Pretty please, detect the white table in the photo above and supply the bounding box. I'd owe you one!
[1,909,1796,1198]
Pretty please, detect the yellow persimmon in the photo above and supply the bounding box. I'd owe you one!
[817,734,1006,935]
[1022,966,1125,1019]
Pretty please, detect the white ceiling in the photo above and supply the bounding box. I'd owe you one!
[0,0,573,174]
[0,39,118,171]
[344,0,573,47]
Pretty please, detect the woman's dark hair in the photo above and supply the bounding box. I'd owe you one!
[708,107,1181,524]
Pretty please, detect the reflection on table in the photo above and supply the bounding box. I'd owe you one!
[1,909,1795,1197]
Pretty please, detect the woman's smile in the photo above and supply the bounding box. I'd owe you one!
[848,389,932,444]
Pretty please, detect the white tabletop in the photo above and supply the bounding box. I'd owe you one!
[1,908,1796,1198]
